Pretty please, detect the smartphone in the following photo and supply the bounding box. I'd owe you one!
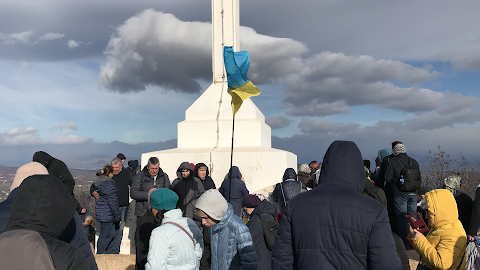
[408,212,428,233]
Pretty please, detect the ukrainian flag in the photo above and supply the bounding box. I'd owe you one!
[224,46,260,115]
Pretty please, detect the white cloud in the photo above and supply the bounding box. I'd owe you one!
[67,39,80,49]
[49,121,78,132]
[0,30,34,45]
[281,52,441,116]
[99,10,442,114]
[265,115,292,130]
[38,32,64,41]
[99,9,212,93]
[440,38,480,71]
[0,126,91,146]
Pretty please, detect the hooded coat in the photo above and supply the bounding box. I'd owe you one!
[131,165,170,217]
[246,200,277,270]
[194,163,216,191]
[408,189,467,270]
[171,162,205,214]
[209,204,257,270]
[94,175,121,223]
[271,168,306,212]
[127,160,139,177]
[0,175,89,270]
[145,209,204,270]
[373,148,392,189]
[363,186,411,270]
[272,140,401,270]
[32,151,97,270]
[219,167,249,217]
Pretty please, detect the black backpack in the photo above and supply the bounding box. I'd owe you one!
[260,217,279,250]
[394,157,421,192]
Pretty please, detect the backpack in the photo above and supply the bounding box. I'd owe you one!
[394,157,421,192]
[467,239,480,270]
[260,217,279,250]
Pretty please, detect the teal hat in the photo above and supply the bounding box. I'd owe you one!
[149,188,179,211]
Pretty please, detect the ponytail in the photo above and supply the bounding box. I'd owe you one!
[96,165,113,176]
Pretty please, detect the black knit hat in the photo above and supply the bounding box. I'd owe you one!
[242,194,262,208]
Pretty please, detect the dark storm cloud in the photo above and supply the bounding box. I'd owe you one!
[265,115,292,130]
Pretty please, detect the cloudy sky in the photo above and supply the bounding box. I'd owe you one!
[1,0,479,168]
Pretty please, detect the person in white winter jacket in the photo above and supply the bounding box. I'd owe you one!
[145,188,204,270]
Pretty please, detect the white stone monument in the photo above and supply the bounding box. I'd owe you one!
[141,0,297,193]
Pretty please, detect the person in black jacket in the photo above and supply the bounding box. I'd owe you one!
[130,157,170,270]
[363,186,410,270]
[194,163,216,191]
[171,162,206,214]
[110,158,132,253]
[272,140,401,270]
[242,194,277,270]
[127,160,139,177]
[32,151,97,270]
[384,143,421,249]
[219,166,249,217]
[444,174,473,235]
[469,184,480,240]
[271,168,306,212]
[0,174,90,270]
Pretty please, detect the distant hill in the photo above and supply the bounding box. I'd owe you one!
[0,167,97,201]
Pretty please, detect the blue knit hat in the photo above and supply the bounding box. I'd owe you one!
[149,188,179,211]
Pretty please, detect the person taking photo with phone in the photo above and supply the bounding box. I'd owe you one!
[408,189,467,270]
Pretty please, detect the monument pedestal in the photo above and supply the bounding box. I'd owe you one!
[142,146,296,193]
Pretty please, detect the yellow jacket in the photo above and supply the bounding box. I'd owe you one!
[408,189,467,270]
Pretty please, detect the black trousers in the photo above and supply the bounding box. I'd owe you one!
[135,210,156,270]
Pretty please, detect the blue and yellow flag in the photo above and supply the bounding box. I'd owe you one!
[224,46,260,115]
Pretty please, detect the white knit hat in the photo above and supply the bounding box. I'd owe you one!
[393,143,407,155]
[10,162,49,191]
[195,189,228,221]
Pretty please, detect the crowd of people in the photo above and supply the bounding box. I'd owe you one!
[0,140,479,269]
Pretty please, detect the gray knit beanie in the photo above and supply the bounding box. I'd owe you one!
[298,164,310,174]
[195,189,228,221]
[393,143,407,155]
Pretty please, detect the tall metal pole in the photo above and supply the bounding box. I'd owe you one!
[228,115,235,203]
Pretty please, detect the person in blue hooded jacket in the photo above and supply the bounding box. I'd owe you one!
[219,166,249,217]
[271,168,306,212]
[373,148,393,189]
[272,140,401,270]
[94,165,121,254]
[196,189,257,270]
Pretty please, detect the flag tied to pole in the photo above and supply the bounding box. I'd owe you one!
[224,46,260,115]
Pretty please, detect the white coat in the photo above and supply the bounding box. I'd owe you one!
[145,209,204,270]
